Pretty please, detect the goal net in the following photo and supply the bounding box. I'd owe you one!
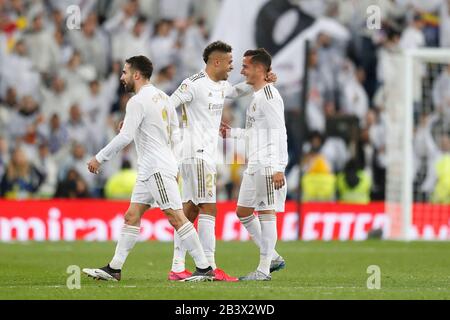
[384,48,450,240]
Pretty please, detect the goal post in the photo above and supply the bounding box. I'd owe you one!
[384,48,450,240]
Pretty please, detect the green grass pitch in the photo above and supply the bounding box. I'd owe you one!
[0,240,449,299]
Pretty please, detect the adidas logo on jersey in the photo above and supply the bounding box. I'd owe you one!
[208,92,212,97]
[259,201,266,207]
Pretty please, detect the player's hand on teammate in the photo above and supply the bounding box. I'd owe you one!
[265,70,277,83]
[87,157,101,174]
[219,121,231,138]
[272,172,285,190]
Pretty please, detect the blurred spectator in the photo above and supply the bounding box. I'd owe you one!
[54,168,90,198]
[305,47,335,133]
[40,75,74,122]
[80,63,120,127]
[104,160,137,199]
[0,136,8,178]
[179,17,208,75]
[0,147,44,199]
[399,12,425,49]
[301,155,336,202]
[69,13,109,78]
[103,0,140,34]
[158,0,194,21]
[58,51,92,99]
[0,39,40,99]
[40,113,69,156]
[431,134,450,204]
[337,158,371,204]
[47,9,64,33]
[432,64,450,127]
[152,63,178,94]
[439,0,450,47]
[65,104,94,154]
[365,109,386,200]
[0,87,18,136]
[58,142,94,192]
[33,141,58,198]
[337,60,369,126]
[23,11,59,74]
[376,26,401,86]
[112,15,151,64]
[149,19,178,71]
[7,95,41,144]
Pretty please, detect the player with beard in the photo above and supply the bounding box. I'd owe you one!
[82,56,214,282]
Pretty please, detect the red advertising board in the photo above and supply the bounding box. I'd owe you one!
[0,200,448,241]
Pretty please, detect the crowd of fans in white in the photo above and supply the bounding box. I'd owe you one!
[0,0,449,203]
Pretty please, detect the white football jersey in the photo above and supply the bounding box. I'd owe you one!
[231,83,288,174]
[96,84,180,180]
[170,70,250,165]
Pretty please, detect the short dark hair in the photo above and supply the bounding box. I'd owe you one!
[203,41,232,64]
[244,48,272,72]
[125,55,153,79]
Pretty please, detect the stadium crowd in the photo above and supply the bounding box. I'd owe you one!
[0,0,449,204]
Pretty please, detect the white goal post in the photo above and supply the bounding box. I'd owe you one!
[385,48,450,240]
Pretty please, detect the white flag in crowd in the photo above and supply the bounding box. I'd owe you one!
[210,0,350,87]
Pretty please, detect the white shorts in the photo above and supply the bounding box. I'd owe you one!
[180,159,216,205]
[237,167,287,212]
[130,172,182,210]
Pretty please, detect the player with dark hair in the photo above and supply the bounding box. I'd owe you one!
[221,48,287,281]
[167,41,277,281]
[82,56,214,282]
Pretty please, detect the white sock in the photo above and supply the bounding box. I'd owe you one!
[198,214,216,269]
[176,222,210,269]
[239,214,281,260]
[109,224,140,270]
[171,231,187,272]
[257,214,277,275]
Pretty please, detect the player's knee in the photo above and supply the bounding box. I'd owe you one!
[236,207,252,218]
[124,210,140,226]
[199,203,217,216]
[165,209,186,229]
[184,204,200,223]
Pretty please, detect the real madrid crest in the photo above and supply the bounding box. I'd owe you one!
[179,83,187,92]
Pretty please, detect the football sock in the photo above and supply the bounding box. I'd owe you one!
[239,214,281,260]
[171,231,187,273]
[177,222,210,269]
[198,214,217,269]
[109,224,140,270]
[257,214,277,275]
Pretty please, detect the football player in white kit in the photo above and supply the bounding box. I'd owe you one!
[82,56,214,282]
[168,41,277,281]
[220,49,287,281]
